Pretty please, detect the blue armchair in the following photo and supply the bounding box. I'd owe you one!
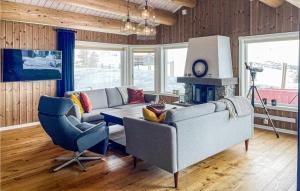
[38,96,109,172]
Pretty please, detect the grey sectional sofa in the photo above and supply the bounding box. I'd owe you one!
[65,87,158,123]
[123,102,253,188]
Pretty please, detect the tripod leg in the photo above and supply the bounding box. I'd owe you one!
[254,87,280,138]
[246,87,252,99]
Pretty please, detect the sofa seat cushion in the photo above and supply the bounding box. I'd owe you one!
[113,103,146,109]
[81,108,117,122]
[164,103,216,124]
[106,88,124,107]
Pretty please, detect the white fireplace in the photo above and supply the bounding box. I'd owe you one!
[178,35,238,103]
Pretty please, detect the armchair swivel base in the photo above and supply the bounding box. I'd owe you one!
[53,151,103,172]
[38,96,109,173]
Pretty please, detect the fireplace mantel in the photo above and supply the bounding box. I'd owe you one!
[177,77,238,86]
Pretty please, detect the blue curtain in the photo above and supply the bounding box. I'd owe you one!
[56,29,75,97]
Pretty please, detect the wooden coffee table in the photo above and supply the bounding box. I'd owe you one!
[101,104,180,147]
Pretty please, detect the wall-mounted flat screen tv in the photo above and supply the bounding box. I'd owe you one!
[2,49,62,82]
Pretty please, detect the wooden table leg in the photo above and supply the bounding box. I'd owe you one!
[245,139,249,151]
[174,172,179,188]
[133,156,137,168]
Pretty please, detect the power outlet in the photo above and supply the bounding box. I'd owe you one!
[263,118,269,125]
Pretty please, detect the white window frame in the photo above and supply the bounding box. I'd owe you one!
[75,41,129,89]
[129,44,161,93]
[161,43,188,94]
[239,32,299,111]
[74,41,189,95]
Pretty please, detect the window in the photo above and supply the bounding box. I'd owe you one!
[240,33,299,107]
[164,47,187,94]
[133,51,155,91]
[74,48,122,90]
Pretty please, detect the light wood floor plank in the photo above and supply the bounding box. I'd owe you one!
[0,126,297,191]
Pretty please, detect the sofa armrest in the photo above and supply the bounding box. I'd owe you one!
[144,93,159,103]
[123,117,177,173]
[67,104,82,121]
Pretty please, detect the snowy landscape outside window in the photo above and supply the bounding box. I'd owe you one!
[133,52,155,91]
[164,48,187,94]
[245,38,299,107]
[74,49,122,90]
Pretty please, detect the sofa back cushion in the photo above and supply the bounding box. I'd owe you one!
[128,88,145,104]
[65,89,109,109]
[84,89,108,109]
[164,103,216,124]
[80,92,92,113]
[106,88,123,107]
[70,94,84,113]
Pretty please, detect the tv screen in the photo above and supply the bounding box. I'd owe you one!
[2,49,62,82]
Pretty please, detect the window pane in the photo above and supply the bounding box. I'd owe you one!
[133,52,155,91]
[74,49,122,90]
[165,48,187,94]
[246,39,299,106]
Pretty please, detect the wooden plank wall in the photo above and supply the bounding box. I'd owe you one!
[156,0,299,132]
[250,0,299,35]
[254,107,298,131]
[0,21,130,127]
[0,21,57,127]
[76,29,128,44]
[127,34,157,45]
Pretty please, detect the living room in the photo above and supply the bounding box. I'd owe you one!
[0,0,299,190]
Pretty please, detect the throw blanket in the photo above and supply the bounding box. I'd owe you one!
[220,96,253,119]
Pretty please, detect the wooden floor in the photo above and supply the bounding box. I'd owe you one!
[0,126,297,191]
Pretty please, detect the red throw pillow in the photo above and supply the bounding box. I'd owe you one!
[128,88,145,104]
[80,92,92,113]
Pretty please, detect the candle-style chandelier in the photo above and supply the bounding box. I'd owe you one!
[121,0,157,39]
[121,0,136,34]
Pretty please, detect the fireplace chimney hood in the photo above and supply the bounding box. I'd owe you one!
[184,35,233,79]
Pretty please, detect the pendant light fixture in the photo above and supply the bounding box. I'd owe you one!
[121,0,136,34]
[136,19,156,40]
[140,0,156,22]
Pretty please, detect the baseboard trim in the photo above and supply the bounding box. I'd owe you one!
[0,122,40,132]
[255,124,297,135]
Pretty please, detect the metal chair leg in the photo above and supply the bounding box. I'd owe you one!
[77,156,102,160]
[55,156,73,161]
[76,159,86,171]
[53,158,77,172]
[53,151,102,172]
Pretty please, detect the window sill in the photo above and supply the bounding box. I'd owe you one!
[254,103,298,112]
[158,93,180,97]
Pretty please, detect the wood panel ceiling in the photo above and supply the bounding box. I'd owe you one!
[2,0,297,34]
[2,0,189,34]
[4,0,181,22]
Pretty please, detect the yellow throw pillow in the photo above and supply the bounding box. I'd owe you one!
[70,94,84,114]
[143,108,166,123]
